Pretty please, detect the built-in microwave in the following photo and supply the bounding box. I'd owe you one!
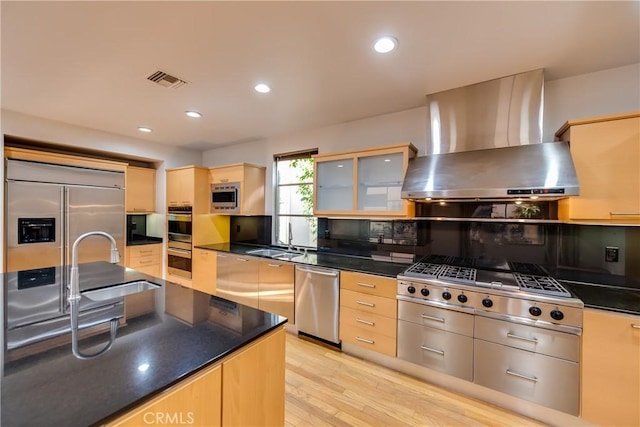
[211,182,240,214]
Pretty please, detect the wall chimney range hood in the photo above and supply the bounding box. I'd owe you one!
[401,69,580,201]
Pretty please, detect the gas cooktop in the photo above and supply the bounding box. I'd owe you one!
[400,254,571,298]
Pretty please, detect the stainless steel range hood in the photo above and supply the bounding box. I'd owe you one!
[401,69,580,201]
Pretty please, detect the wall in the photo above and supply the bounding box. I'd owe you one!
[203,64,640,215]
[544,63,640,141]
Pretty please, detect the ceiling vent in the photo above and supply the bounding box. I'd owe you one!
[146,70,188,89]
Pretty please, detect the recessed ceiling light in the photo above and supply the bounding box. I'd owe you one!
[373,36,398,53]
[185,111,202,118]
[137,127,152,133]
[384,159,391,162]
[254,83,271,93]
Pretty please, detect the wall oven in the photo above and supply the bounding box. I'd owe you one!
[167,206,192,279]
[211,182,240,214]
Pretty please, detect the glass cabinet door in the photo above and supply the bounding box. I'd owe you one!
[357,152,404,211]
[316,158,353,211]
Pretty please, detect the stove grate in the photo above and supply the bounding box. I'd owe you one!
[402,262,444,278]
[514,273,571,297]
[438,265,477,285]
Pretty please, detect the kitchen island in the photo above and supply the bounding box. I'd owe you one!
[1,262,287,427]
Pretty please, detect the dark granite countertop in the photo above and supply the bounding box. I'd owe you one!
[195,242,409,278]
[558,269,640,315]
[126,236,163,246]
[1,262,287,426]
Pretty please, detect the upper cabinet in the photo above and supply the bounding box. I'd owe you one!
[125,166,156,213]
[555,112,640,221]
[314,143,417,217]
[166,166,198,208]
[209,163,266,215]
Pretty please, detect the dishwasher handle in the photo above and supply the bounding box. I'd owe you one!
[295,266,339,277]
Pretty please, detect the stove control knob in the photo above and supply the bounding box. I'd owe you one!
[407,285,416,294]
[457,294,468,303]
[442,291,452,300]
[550,309,564,321]
[529,306,542,317]
[420,288,430,297]
[482,297,493,308]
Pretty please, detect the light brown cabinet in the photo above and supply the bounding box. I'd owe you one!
[209,163,266,215]
[581,309,640,426]
[555,112,640,221]
[125,166,156,212]
[314,143,417,217]
[107,327,286,427]
[166,166,199,208]
[124,244,162,319]
[339,271,398,357]
[192,248,217,295]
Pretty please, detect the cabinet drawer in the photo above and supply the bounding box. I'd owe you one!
[128,244,162,258]
[340,306,397,338]
[474,339,579,415]
[341,271,396,298]
[398,300,473,336]
[340,323,396,357]
[340,289,397,318]
[128,255,161,269]
[475,315,579,362]
[397,319,473,381]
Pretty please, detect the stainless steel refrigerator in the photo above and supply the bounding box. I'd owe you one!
[5,159,125,273]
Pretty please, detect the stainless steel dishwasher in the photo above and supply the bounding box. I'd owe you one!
[294,265,340,345]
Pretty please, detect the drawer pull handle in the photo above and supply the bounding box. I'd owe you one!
[356,318,375,326]
[138,260,153,264]
[421,314,445,323]
[356,336,374,344]
[267,263,282,268]
[610,212,640,216]
[506,369,538,382]
[506,333,538,343]
[356,300,375,307]
[139,250,152,254]
[236,258,248,262]
[632,324,640,329]
[420,345,445,356]
[357,282,376,288]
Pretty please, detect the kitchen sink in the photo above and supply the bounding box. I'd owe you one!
[246,248,287,257]
[271,252,303,261]
[82,280,160,302]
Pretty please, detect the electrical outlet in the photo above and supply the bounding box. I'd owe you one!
[605,246,619,263]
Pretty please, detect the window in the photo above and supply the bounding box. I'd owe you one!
[274,149,318,248]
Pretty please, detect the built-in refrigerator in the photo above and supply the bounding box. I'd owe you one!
[5,158,125,273]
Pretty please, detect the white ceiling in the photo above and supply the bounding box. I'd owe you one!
[2,1,639,151]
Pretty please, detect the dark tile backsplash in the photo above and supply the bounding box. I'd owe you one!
[230,215,272,245]
[317,217,640,286]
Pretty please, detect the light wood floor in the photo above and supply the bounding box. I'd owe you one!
[285,334,547,427]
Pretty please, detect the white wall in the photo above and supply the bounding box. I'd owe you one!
[203,63,640,215]
[544,63,640,141]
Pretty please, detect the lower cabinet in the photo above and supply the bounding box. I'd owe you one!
[192,248,217,295]
[258,260,295,321]
[107,327,286,427]
[339,271,398,357]
[581,309,640,426]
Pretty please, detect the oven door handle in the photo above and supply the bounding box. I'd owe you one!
[506,332,539,343]
[167,248,192,258]
[506,369,538,383]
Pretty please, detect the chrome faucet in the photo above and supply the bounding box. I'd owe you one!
[288,222,294,251]
[67,231,121,359]
[68,231,120,302]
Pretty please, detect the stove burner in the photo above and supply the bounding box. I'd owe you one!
[403,262,443,279]
[438,265,476,285]
[515,273,571,297]
[509,262,548,276]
